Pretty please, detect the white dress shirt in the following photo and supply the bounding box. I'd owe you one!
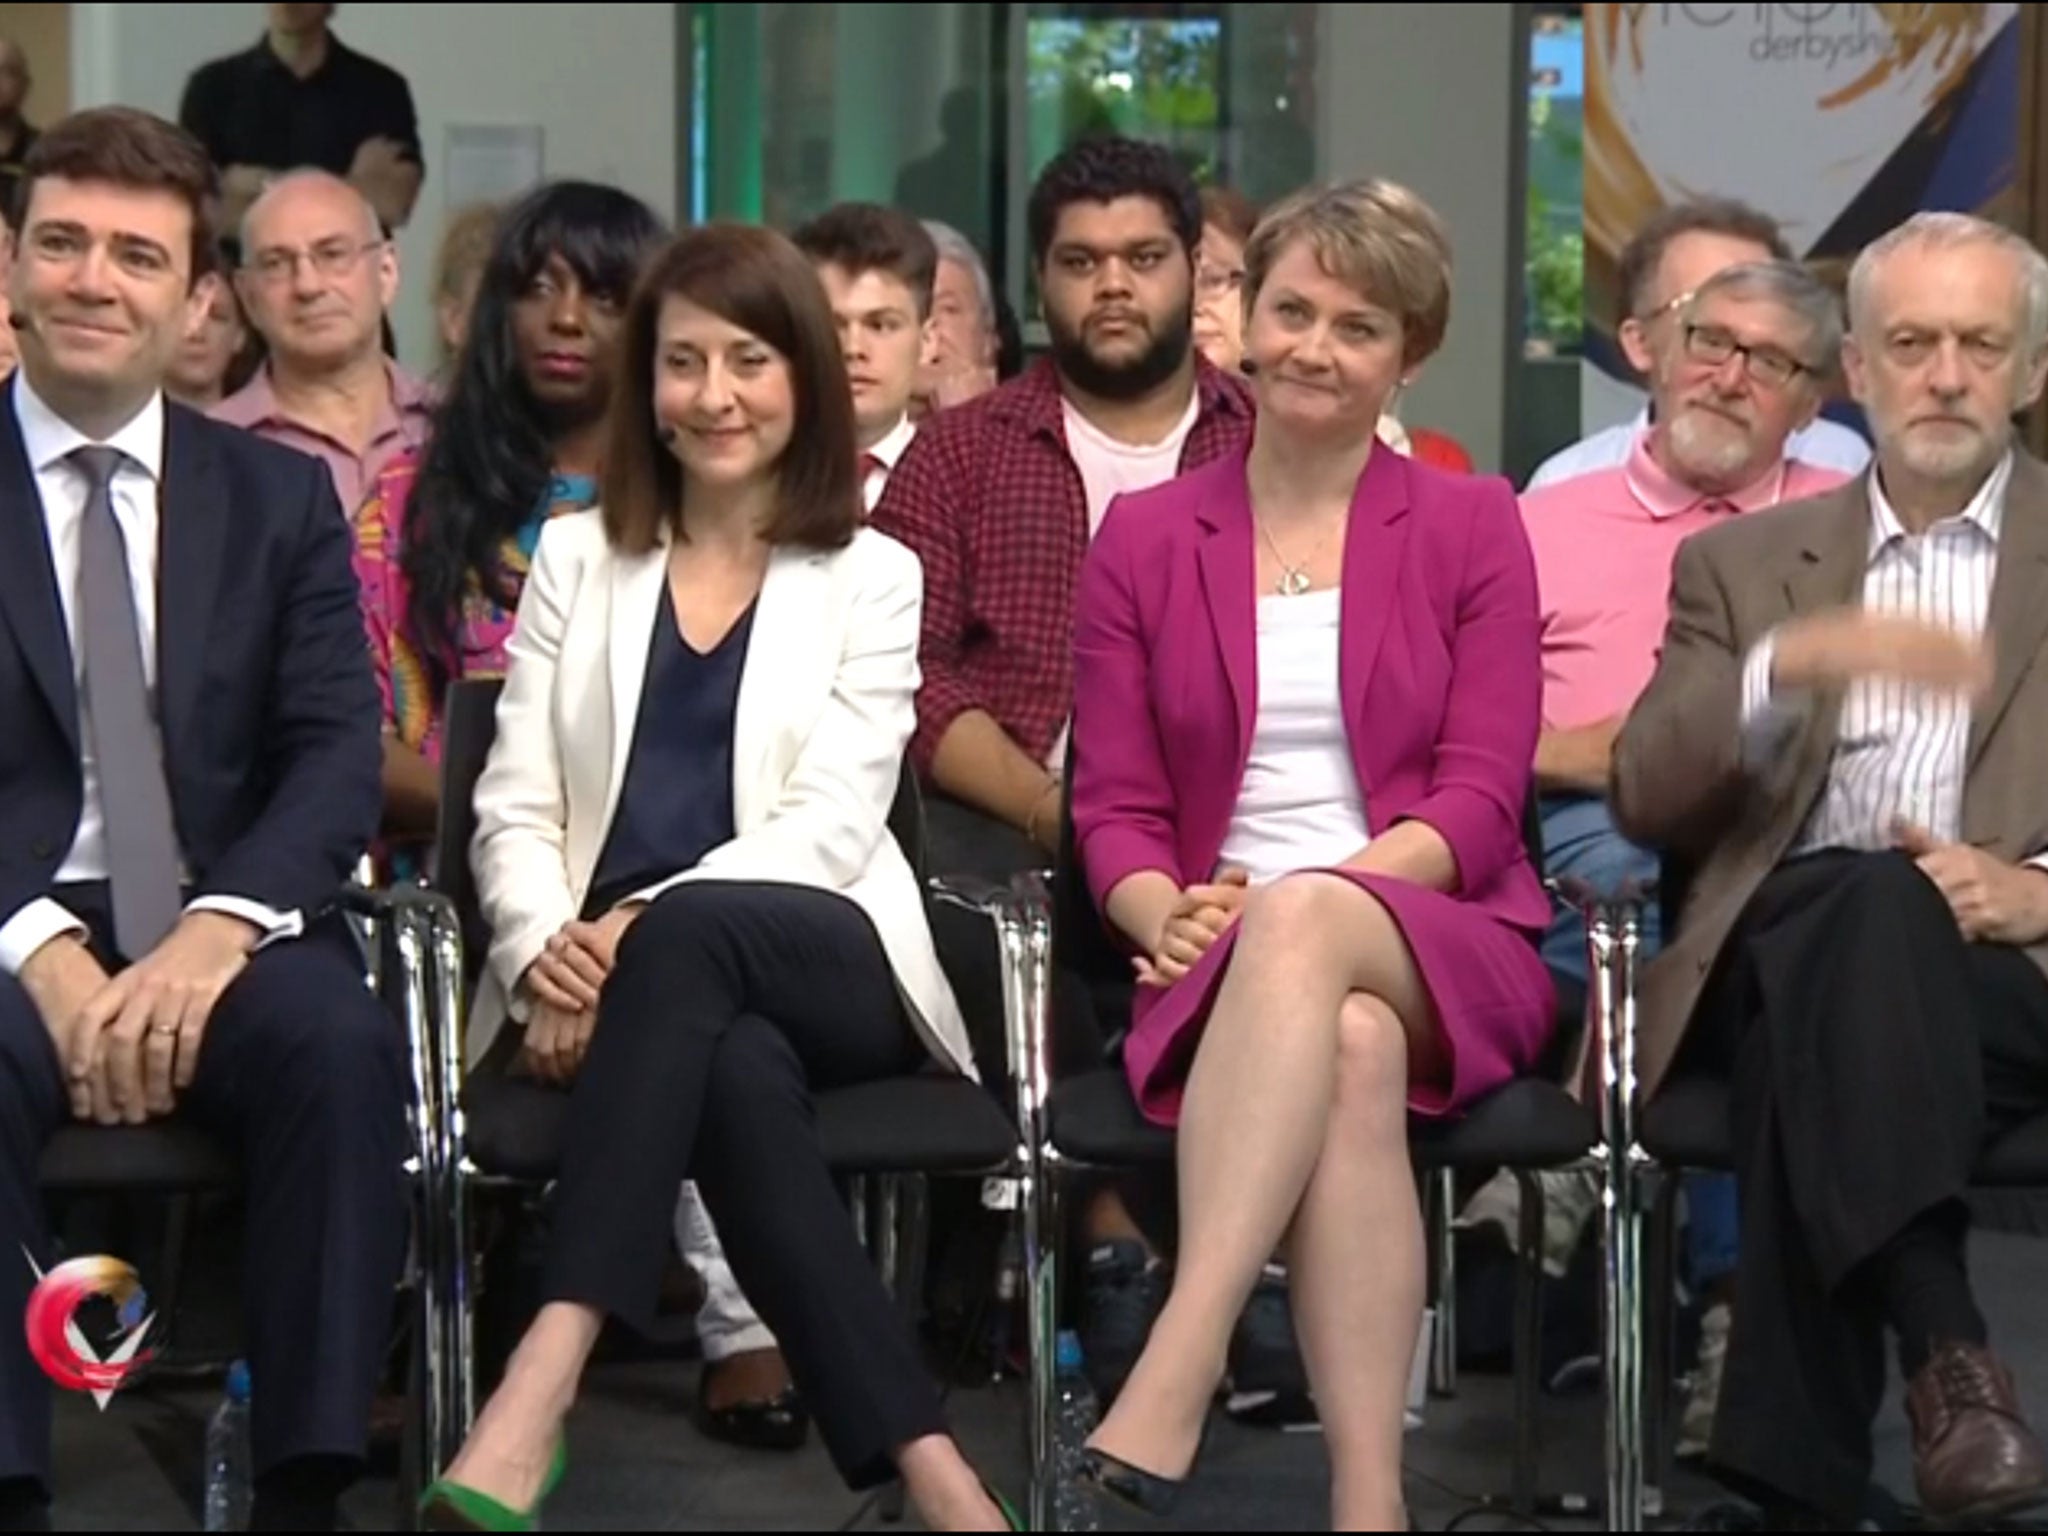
[1739,452,2039,864]
[861,412,917,515]
[1527,407,1872,491]
[0,375,301,974]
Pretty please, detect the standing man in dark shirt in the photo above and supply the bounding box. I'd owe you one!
[179,5,423,239]
[0,38,38,227]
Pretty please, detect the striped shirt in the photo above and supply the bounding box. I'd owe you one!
[1741,452,2011,852]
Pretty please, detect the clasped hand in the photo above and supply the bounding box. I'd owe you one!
[23,913,255,1125]
[1135,868,1250,989]
[518,905,642,1083]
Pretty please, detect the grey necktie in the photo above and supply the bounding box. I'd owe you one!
[70,446,183,959]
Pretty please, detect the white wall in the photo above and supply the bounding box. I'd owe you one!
[69,2,678,376]
[1319,3,1517,475]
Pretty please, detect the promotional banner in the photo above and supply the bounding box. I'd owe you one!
[1582,3,2022,422]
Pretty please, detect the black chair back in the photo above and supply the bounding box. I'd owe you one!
[436,677,505,982]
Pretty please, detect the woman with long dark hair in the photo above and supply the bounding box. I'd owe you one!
[354,179,665,862]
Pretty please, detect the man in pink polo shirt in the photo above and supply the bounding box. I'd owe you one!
[214,168,432,516]
[1515,258,1850,1455]
[1524,257,1851,978]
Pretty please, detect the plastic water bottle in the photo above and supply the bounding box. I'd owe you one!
[203,1359,252,1532]
[1052,1330,1100,1532]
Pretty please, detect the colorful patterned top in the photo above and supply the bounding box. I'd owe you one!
[352,451,599,766]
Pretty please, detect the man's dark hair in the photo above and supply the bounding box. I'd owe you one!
[17,107,218,281]
[791,202,939,318]
[1027,135,1201,266]
[1616,197,1789,323]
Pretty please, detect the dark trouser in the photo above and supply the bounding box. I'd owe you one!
[0,886,409,1494]
[541,882,940,1490]
[1682,851,2048,1522]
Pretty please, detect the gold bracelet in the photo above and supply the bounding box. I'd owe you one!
[1025,787,1057,844]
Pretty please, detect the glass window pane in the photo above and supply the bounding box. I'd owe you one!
[1524,8,1584,359]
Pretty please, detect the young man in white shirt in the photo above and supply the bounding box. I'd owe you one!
[794,202,938,514]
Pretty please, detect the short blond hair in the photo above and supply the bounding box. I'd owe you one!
[1243,178,1454,365]
[434,201,501,303]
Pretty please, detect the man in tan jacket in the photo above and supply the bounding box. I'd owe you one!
[1614,211,2048,1528]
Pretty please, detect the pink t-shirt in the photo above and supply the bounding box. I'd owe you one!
[1520,433,1849,730]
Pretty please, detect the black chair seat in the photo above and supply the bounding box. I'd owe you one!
[39,1121,238,1191]
[464,1069,1015,1184]
[1978,1114,2048,1186]
[1639,1077,1734,1171]
[1050,1066,1598,1171]
[1643,1076,2048,1189]
[1049,1068,1174,1166]
[1411,1079,1599,1170]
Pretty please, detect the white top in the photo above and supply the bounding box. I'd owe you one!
[0,375,297,974]
[1216,589,1373,886]
[861,412,917,515]
[1526,407,1872,491]
[1062,390,1200,538]
[1741,452,2013,856]
[1047,389,1204,770]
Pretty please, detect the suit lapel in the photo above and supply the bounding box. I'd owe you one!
[1337,445,1411,757]
[604,538,668,823]
[732,546,828,829]
[156,407,228,757]
[1777,483,1871,820]
[1194,470,1257,769]
[0,381,79,749]
[1967,454,2048,773]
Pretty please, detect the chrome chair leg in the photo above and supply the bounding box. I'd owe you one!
[1591,895,1648,1532]
[1510,1169,1548,1517]
[1429,1165,1459,1396]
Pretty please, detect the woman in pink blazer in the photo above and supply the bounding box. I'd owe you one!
[1070,181,1555,1529]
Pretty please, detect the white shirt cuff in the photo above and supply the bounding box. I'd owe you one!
[0,899,90,977]
[2025,854,2048,877]
[186,896,303,952]
[1739,630,1807,774]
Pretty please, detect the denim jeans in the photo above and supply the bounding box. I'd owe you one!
[1539,794,1737,1288]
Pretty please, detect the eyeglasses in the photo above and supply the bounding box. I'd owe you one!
[1195,262,1245,298]
[246,238,386,287]
[1682,322,1811,388]
[1637,287,1696,326]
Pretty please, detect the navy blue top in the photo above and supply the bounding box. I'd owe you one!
[586,589,755,915]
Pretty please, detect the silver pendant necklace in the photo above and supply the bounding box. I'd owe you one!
[1254,513,1324,596]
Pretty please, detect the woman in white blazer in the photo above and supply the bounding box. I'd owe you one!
[422,224,1010,1532]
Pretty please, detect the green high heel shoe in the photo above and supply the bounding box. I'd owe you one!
[983,1479,1025,1531]
[418,1441,568,1532]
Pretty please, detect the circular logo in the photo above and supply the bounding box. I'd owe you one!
[24,1255,156,1397]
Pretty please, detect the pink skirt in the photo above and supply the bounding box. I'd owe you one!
[1121,870,1557,1128]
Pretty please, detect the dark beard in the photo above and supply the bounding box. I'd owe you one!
[1047,305,1193,401]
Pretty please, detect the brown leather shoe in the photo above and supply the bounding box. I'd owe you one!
[1906,1342,2048,1526]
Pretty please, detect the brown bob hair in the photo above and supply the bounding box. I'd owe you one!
[16,107,219,281]
[603,222,862,555]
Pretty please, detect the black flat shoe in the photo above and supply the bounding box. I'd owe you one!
[694,1378,810,1452]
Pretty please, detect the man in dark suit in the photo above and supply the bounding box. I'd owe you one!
[1614,212,2048,1528]
[0,108,406,1533]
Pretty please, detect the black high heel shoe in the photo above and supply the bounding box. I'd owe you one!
[1078,1446,1187,1519]
[1077,1420,1210,1521]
